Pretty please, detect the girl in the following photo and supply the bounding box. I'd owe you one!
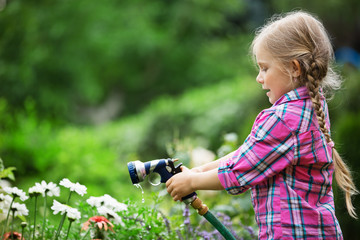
[166,11,358,239]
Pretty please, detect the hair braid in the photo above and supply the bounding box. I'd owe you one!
[306,58,332,143]
[306,58,359,218]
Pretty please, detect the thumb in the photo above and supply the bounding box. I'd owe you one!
[180,166,190,172]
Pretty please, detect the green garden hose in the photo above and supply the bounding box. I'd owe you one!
[190,197,236,240]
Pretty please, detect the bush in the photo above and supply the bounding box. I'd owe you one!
[1,76,263,202]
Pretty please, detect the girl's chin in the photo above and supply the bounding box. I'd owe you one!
[266,92,274,104]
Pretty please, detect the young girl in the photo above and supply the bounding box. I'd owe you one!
[166,11,358,239]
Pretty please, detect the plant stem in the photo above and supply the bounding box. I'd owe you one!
[1,196,15,239]
[53,212,67,240]
[21,225,25,240]
[32,196,38,240]
[11,209,15,240]
[27,198,32,240]
[80,229,90,240]
[41,193,47,239]
[20,222,28,240]
[65,191,72,205]
[64,220,72,240]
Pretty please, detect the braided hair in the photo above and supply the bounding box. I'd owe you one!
[252,11,358,218]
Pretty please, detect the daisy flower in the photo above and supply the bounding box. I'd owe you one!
[86,196,103,208]
[51,200,68,215]
[28,184,45,197]
[66,207,81,221]
[52,200,81,240]
[97,206,124,226]
[3,187,28,201]
[102,194,128,212]
[51,200,80,218]
[86,194,127,212]
[0,194,12,222]
[35,180,60,197]
[0,193,12,205]
[11,202,29,217]
[59,178,87,196]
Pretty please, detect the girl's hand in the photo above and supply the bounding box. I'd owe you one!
[166,166,195,201]
[190,166,203,173]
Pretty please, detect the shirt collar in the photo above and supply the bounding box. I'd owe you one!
[273,86,317,106]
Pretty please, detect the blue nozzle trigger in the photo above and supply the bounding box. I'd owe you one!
[152,159,181,183]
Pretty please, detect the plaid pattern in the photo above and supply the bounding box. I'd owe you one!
[218,86,342,239]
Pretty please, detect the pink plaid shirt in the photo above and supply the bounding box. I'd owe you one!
[218,86,343,239]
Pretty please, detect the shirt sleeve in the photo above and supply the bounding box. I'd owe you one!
[218,110,295,195]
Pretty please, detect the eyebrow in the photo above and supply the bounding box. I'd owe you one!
[257,61,268,67]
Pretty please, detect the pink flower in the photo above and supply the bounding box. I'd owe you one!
[82,216,114,232]
[3,231,24,240]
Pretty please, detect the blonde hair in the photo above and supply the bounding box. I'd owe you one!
[251,11,358,218]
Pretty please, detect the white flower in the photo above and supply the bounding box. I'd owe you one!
[0,194,12,221]
[102,194,127,212]
[0,193,12,205]
[66,207,81,221]
[86,196,102,208]
[11,202,29,217]
[4,187,29,201]
[59,178,87,196]
[51,200,81,221]
[86,194,127,212]
[97,206,124,226]
[0,208,9,222]
[51,200,67,215]
[224,132,238,143]
[35,181,60,197]
[28,185,45,197]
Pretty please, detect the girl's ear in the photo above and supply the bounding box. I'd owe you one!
[291,60,301,77]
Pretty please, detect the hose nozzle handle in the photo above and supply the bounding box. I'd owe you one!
[127,158,197,202]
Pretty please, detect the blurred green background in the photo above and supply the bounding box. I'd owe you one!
[0,0,359,238]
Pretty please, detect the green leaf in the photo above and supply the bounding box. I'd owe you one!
[18,215,26,222]
[0,167,16,181]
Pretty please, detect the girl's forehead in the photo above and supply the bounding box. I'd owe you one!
[254,45,273,63]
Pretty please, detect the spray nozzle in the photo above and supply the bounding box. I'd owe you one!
[127,158,181,184]
[127,158,197,202]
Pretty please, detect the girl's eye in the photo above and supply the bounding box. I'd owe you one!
[261,67,268,72]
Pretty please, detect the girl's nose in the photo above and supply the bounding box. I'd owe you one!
[256,73,263,84]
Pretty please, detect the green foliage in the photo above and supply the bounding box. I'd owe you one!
[0,0,247,122]
[0,158,16,181]
[1,76,263,201]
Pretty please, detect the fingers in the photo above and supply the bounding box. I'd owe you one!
[166,178,176,199]
[166,177,182,201]
[166,179,173,195]
[166,171,193,202]
[166,184,179,201]
[180,166,189,172]
[165,177,172,188]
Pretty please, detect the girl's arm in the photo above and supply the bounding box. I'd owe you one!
[166,166,224,201]
[166,150,235,201]
[191,150,236,173]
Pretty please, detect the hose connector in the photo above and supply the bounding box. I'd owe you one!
[190,197,209,216]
